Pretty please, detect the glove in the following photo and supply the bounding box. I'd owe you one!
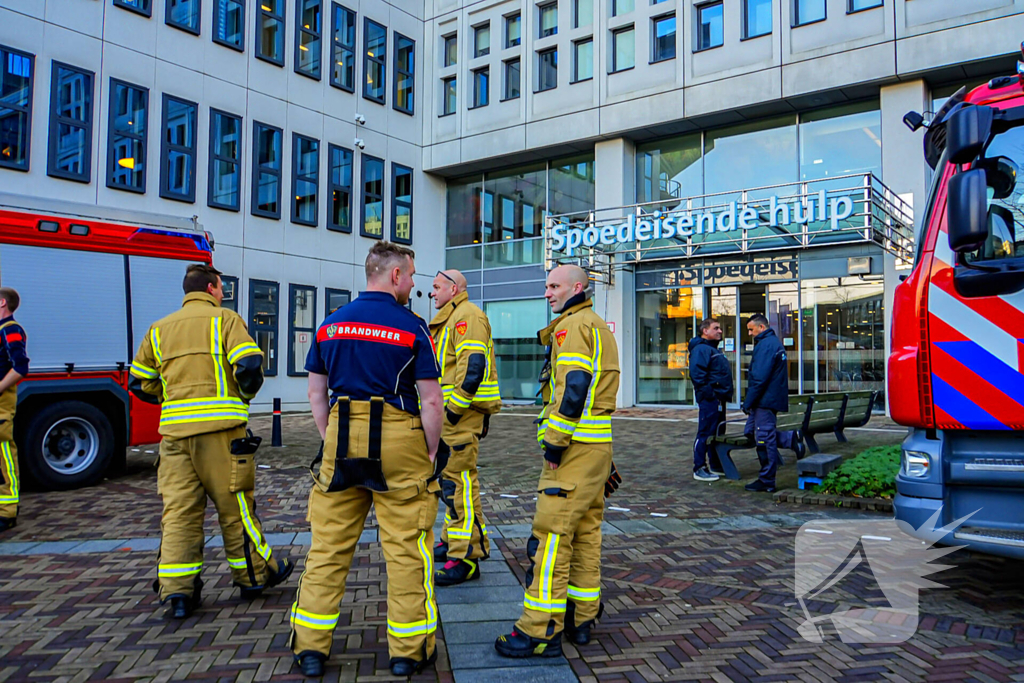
[446,408,462,425]
[542,442,566,466]
[481,413,490,439]
[604,461,621,498]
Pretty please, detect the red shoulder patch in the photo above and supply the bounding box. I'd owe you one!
[555,329,568,346]
[455,321,468,335]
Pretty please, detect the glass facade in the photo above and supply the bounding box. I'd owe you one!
[485,299,551,400]
[637,286,703,404]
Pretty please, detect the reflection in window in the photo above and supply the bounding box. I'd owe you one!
[214,0,245,50]
[744,0,771,38]
[252,121,282,218]
[573,39,592,82]
[506,13,521,47]
[209,109,241,210]
[473,67,489,108]
[258,0,285,63]
[799,100,881,182]
[612,0,633,16]
[167,0,201,33]
[48,62,93,182]
[539,3,558,38]
[331,3,356,90]
[443,34,457,67]
[636,286,703,404]
[474,23,490,57]
[362,155,385,238]
[0,47,33,171]
[611,26,634,72]
[325,288,351,316]
[484,299,550,400]
[697,2,723,51]
[573,0,591,28]
[393,163,413,244]
[249,280,279,376]
[963,125,1024,264]
[292,133,319,226]
[652,15,676,62]
[108,80,148,192]
[636,133,703,205]
[161,96,196,202]
[296,0,322,78]
[328,144,353,232]
[442,76,457,114]
[538,48,557,92]
[114,0,151,16]
[395,34,415,114]
[504,58,521,99]
[221,275,239,312]
[704,115,797,196]
[364,19,387,102]
[849,0,882,11]
[289,284,317,376]
[794,0,826,25]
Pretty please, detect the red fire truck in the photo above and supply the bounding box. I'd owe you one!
[0,193,213,490]
[891,56,1024,559]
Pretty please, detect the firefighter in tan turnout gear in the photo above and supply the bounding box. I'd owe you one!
[428,269,501,586]
[0,287,29,533]
[291,242,444,679]
[496,265,620,659]
[129,264,293,620]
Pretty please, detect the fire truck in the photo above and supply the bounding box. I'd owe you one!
[890,53,1024,559]
[0,193,214,490]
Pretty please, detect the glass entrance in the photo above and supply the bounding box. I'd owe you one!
[738,284,767,402]
[709,286,738,404]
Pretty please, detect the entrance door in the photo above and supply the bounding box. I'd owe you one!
[738,284,768,403]
[709,286,738,404]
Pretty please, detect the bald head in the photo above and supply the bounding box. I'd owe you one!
[545,265,590,313]
[431,269,467,309]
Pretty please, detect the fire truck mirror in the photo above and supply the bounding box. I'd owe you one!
[947,105,993,165]
[947,169,989,253]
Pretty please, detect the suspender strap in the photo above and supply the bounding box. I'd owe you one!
[368,397,384,461]
[328,398,352,491]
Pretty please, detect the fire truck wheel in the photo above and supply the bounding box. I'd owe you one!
[23,401,116,490]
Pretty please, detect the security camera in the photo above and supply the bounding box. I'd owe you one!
[354,138,365,150]
[354,113,366,125]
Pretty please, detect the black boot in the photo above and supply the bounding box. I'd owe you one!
[0,517,15,533]
[434,559,479,587]
[564,602,604,645]
[294,651,326,677]
[239,555,296,599]
[494,630,563,659]
[433,540,448,563]
[745,479,776,493]
[166,579,202,619]
[389,649,437,676]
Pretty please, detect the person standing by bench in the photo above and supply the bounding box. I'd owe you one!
[688,319,733,482]
[742,314,804,493]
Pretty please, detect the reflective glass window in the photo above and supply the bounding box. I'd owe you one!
[538,48,557,91]
[473,67,489,107]
[573,39,592,82]
[612,0,633,16]
[0,46,33,171]
[504,58,521,99]
[214,0,245,50]
[539,3,558,37]
[48,62,93,182]
[442,76,457,114]
[794,0,825,25]
[167,0,201,33]
[636,133,703,205]
[697,2,723,50]
[392,163,413,244]
[364,19,386,103]
[288,284,317,376]
[636,286,703,404]
[485,299,551,400]
[208,109,241,210]
[258,0,285,63]
[506,14,521,47]
[474,23,490,57]
[443,34,458,67]
[361,155,385,238]
[328,144,353,232]
[331,4,356,91]
[249,279,279,376]
[252,121,282,218]
[109,80,149,192]
[292,133,319,226]
[612,26,634,72]
[296,0,323,79]
[652,15,676,62]
[394,35,415,114]
[744,0,771,38]
[574,0,592,27]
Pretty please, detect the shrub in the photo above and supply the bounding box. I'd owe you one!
[814,445,901,500]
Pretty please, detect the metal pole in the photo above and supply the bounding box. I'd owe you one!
[272,397,283,447]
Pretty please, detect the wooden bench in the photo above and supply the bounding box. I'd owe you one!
[804,390,879,454]
[708,396,813,480]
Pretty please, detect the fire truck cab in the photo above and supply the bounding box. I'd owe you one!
[0,193,213,490]
[890,60,1024,559]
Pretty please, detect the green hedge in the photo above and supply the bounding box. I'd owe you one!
[814,445,901,500]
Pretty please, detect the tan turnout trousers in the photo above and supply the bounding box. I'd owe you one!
[156,425,283,599]
[439,410,489,561]
[291,400,440,661]
[0,389,18,520]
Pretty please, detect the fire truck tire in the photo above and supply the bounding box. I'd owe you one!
[22,401,116,490]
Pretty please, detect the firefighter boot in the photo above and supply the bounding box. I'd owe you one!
[0,517,14,533]
[564,601,604,645]
[433,539,448,563]
[434,558,479,586]
[294,651,326,678]
[494,630,564,659]
[166,577,203,619]
[389,649,438,677]
[239,555,296,600]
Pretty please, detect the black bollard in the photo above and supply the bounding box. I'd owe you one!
[271,397,283,447]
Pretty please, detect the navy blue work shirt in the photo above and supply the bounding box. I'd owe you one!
[305,291,440,415]
[0,316,29,378]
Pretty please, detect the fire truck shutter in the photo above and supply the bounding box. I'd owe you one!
[129,256,192,354]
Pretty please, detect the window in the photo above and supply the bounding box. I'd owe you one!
[572,39,592,82]
[849,0,882,11]
[167,0,200,33]
[443,34,458,67]
[696,2,723,51]
[442,76,457,115]
[474,23,490,57]
[394,34,414,114]
[472,67,489,108]
[652,15,675,62]
[537,48,557,92]
[504,58,520,100]
[612,0,633,16]
[573,0,591,28]
[364,19,386,103]
[288,284,317,376]
[159,94,196,201]
[208,109,241,210]
[328,144,353,232]
[292,133,319,226]
[114,0,151,17]
[743,0,771,38]
[257,0,285,64]
[611,26,634,72]
[392,163,413,245]
[47,62,93,182]
[295,0,323,79]
[794,0,825,25]
[505,13,521,47]
[107,79,148,192]
[252,121,282,218]
[214,0,245,50]
[331,4,356,91]
[221,275,239,312]
[361,154,385,238]
[249,280,279,376]
[325,288,351,315]
[0,46,33,172]
[539,3,557,37]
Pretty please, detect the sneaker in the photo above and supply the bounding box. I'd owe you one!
[433,540,449,563]
[435,558,479,586]
[494,629,563,659]
[693,467,720,482]
[744,480,776,493]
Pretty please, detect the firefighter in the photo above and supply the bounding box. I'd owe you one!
[291,242,444,679]
[129,264,293,620]
[428,269,501,586]
[495,265,620,658]
[0,287,29,533]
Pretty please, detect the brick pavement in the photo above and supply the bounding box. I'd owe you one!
[1,410,1023,682]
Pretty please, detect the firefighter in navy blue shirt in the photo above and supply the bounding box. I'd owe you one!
[290,242,444,679]
[0,287,29,533]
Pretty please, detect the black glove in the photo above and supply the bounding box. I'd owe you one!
[604,461,621,498]
[542,442,567,466]
[230,429,262,455]
[481,413,490,439]
[446,408,463,425]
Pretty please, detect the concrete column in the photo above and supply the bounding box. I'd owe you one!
[592,138,636,408]
[880,79,930,415]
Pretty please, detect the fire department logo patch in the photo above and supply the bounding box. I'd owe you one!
[326,324,338,338]
[555,329,568,346]
[455,321,468,335]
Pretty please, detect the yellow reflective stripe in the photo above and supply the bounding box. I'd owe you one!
[130,361,158,379]
[455,340,488,354]
[227,557,248,569]
[158,562,202,577]
[523,595,567,612]
[449,393,472,408]
[438,328,450,376]
[236,492,272,562]
[536,417,548,443]
[151,327,163,362]
[525,533,565,613]
[568,585,601,601]
[0,442,17,504]
[227,342,261,363]
[290,604,340,630]
[387,531,438,637]
[160,397,249,424]
[556,353,593,371]
[546,415,578,435]
[447,470,475,539]
[211,317,227,398]
[163,397,247,408]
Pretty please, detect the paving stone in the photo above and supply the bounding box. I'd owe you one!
[473,571,523,587]
[292,531,312,545]
[22,541,84,555]
[608,519,660,534]
[358,529,377,544]
[265,532,296,545]
[206,535,224,547]
[119,537,160,551]
[601,522,624,535]
[447,644,564,670]
[647,517,701,532]
[434,585,523,605]
[0,542,39,555]
[493,523,533,538]
[453,665,578,683]
[437,601,523,623]
[727,515,776,530]
[442,620,512,645]
[484,526,504,538]
[478,558,510,573]
[67,539,125,553]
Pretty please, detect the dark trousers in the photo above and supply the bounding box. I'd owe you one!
[693,398,723,473]
[744,408,797,485]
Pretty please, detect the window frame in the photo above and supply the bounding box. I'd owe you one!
[793,0,827,27]
[166,0,201,34]
[327,143,353,233]
[441,75,457,116]
[291,132,320,227]
[572,38,592,83]
[391,162,413,245]
[363,18,387,104]
[248,278,279,377]
[536,47,557,93]
[330,3,357,92]
[251,120,283,219]
[505,13,521,48]
[47,61,94,183]
[106,78,149,193]
[287,283,317,377]
[443,33,458,67]
[295,0,323,80]
[651,13,676,63]
[324,287,351,316]
[610,25,635,73]
[360,153,386,239]
[113,0,152,18]
[393,32,415,115]
[538,2,558,38]
[207,108,242,211]
[220,275,239,312]
[847,0,883,13]
[213,0,246,52]
[695,1,724,52]
[158,93,197,202]
[0,45,34,173]
[502,58,521,100]
[256,0,285,65]
[473,22,490,58]
[742,0,771,39]
[471,66,489,109]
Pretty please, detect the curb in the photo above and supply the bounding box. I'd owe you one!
[773,489,893,512]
